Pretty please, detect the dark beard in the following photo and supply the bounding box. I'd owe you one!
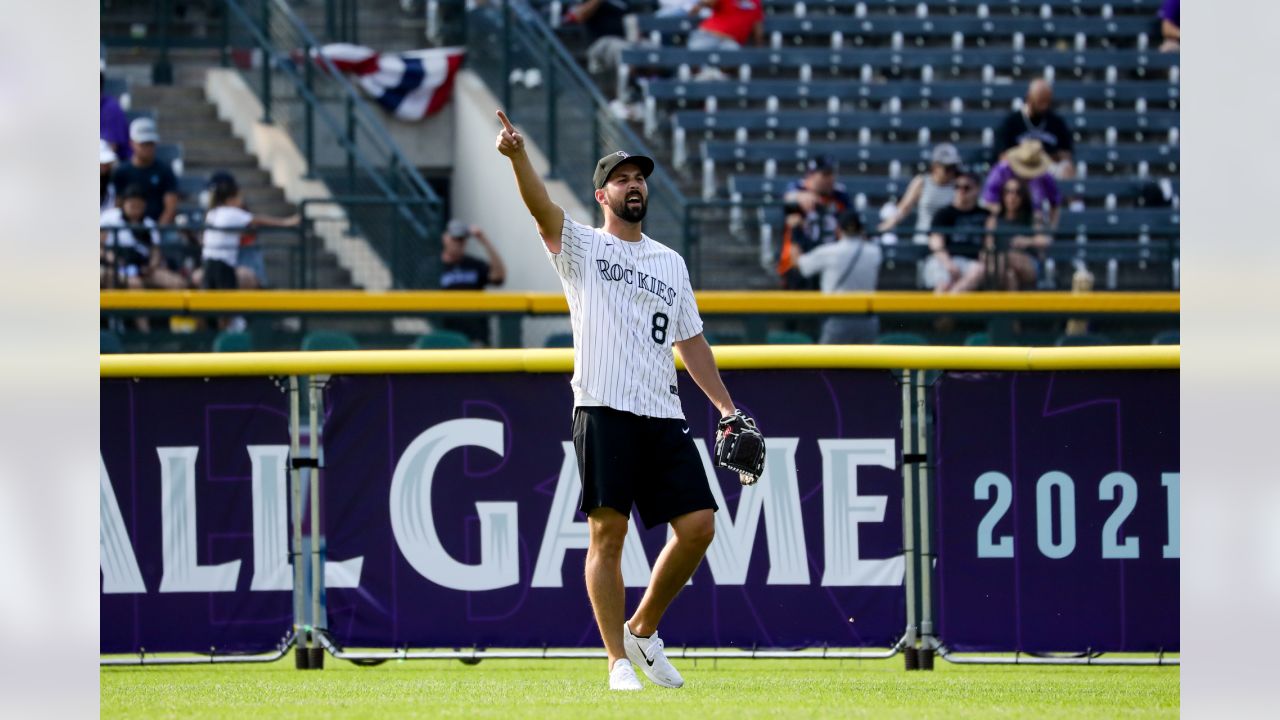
[609,194,647,223]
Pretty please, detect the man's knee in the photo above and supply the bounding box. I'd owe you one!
[587,507,629,557]
[673,510,715,549]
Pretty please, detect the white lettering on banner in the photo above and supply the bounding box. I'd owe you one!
[531,442,653,588]
[158,447,242,593]
[974,471,1014,558]
[1099,471,1140,559]
[971,470,1179,560]
[1161,472,1180,559]
[389,419,519,591]
[100,455,146,594]
[696,439,810,585]
[248,446,292,590]
[819,439,903,587]
[1035,471,1077,560]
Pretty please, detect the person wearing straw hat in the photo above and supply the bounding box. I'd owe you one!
[980,139,1062,230]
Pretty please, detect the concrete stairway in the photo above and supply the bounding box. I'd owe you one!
[128,81,354,289]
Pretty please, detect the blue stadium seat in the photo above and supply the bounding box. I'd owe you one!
[213,330,254,352]
[412,330,472,349]
[544,332,575,348]
[1152,329,1179,345]
[1055,333,1113,346]
[622,47,1176,74]
[101,330,124,354]
[301,330,359,351]
[637,14,1158,42]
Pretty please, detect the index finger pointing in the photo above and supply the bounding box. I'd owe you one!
[496,110,516,134]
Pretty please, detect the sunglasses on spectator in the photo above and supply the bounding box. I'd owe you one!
[1003,186,1021,195]
[955,183,975,191]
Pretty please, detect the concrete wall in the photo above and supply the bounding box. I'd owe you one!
[449,70,592,295]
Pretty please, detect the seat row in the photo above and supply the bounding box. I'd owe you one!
[727,173,1178,205]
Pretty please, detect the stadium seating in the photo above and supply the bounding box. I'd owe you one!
[964,331,993,346]
[544,332,575,348]
[1151,329,1179,345]
[877,331,930,345]
[412,330,472,349]
[213,330,255,352]
[1055,332,1112,346]
[301,330,359,351]
[766,330,815,344]
[101,330,124,354]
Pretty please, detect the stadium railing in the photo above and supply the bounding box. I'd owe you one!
[99,344,1179,668]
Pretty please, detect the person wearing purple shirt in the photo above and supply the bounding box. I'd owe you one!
[1159,0,1180,53]
[980,140,1061,229]
[100,72,131,163]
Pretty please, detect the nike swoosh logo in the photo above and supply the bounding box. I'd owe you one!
[640,650,655,667]
[681,427,690,434]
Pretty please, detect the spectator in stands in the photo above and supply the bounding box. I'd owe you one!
[922,172,989,294]
[196,171,271,290]
[985,177,1051,291]
[777,156,852,290]
[995,79,1074,179]
[100,66,131,163]
[876,143,961,244]
[200,174,299,290]
[1159,0,1180,52]
[100,140,118,217]
[565,0,634,74]
[796,210,882,344]
[658,0,702,17]
[439,219,508,346]
[687,0,764,51]
[111,118,178,225]
[100,184,188,292]
[981,139,1062,229]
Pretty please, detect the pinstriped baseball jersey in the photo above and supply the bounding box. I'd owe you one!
[543,211,704,420]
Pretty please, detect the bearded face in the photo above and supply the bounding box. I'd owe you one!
[601,165,648,224]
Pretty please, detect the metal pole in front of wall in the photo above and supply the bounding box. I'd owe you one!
[308,377,325,670]
[153,0,175,84]
[261,0,273,123]
[915,370,936,670]
[501,0,512,111]
[900,370,920,670]
[304,43,315,177]
[546,58,558,179]
[345,96,356,193]
[288,376,310,669]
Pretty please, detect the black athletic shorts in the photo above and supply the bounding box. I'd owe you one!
[572,405,719,529]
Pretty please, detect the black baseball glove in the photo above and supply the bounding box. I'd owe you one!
[715,410,766,485]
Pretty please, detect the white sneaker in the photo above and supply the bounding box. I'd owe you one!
[609,658,643,691]
[623,623,684,688]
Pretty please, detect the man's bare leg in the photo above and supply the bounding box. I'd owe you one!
[586,507,630,668]
[627,509,715,637]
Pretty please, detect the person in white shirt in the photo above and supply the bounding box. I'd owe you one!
[199,173,298,289]
[100,183,188,291]
[495,109,747,692]
[796,210,883,344]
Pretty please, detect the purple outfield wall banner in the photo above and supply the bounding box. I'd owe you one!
[933,371,1179,653]
[321,370,905,649]
[100,377,294,654]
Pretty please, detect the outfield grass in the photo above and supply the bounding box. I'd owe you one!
[101,656,1178,719]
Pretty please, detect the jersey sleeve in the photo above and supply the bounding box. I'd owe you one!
[795,243,832,278]
[543,210,594,285]
[672,267,704,343]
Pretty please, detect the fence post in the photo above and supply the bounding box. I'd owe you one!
[900,370,920,670]
[501,0,512,111]
[304,42,315,177]
[153,0,174,84]
[345,96,356,193]
[546,57,558,179]
[307,376,326,670]
[220,3,230,68]
[261,0,273,123]
[289,376,310,669]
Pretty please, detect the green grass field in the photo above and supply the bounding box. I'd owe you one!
[101,655,1178,719]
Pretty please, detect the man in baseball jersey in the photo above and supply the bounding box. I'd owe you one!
[495,110,743,691]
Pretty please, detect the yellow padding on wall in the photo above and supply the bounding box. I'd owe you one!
[101,345,1179,378]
